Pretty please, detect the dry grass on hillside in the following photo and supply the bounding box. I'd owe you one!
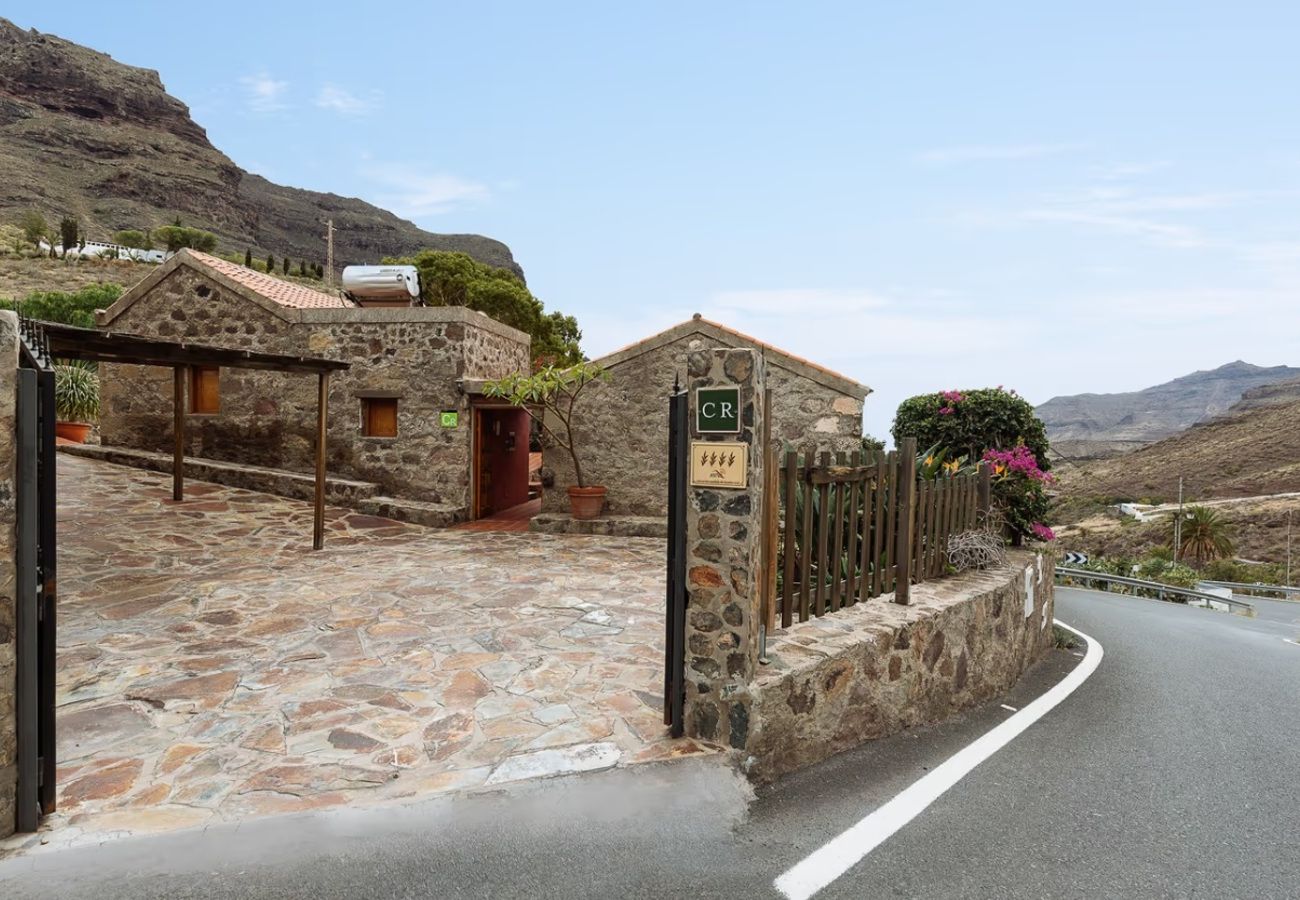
[1053,396,1300,506]
[1054,496,1300,566]
[0,254,147,299]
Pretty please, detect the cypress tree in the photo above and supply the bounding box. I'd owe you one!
[282,256,290,275]
[244,248,252,267]
[266,254,274,273]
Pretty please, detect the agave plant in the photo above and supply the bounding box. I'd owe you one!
[54,361,100,423]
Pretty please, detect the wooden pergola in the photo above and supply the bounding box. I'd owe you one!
[38,321,350,550]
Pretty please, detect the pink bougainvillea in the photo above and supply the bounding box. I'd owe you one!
[982,445,1053,484]
[1031,522,1056,542]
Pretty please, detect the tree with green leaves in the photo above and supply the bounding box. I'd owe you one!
[1174,506,1235,566]
[266,254,274,273]
[482,361,607,487]
[151,224,218,254]
[314,262,324,278]
[59,217,79,257]
[244,248,253,267]
[19,209,47,249]
[382,250,583,367]
[114,230,152,250]
[282,256,290,275]
[298,260,307,276]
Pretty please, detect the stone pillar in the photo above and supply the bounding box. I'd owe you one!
[682,347,765,750]
[0,312,19,837]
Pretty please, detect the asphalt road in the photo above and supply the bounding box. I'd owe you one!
[3,587,1297,899]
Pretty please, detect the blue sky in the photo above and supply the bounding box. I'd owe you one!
[14,3,1300,439]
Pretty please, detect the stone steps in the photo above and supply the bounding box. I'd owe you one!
[58,444,382,505]
[530,512,666,538]
[356,496,465,529]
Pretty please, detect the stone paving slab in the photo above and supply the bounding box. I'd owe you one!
[2,455,716,855]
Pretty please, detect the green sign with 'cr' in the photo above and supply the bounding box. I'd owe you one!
[696,387,741,434]
[440,411,459,428]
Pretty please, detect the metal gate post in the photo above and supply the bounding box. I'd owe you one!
[36,364,57,813]
[663,385,687,737]
[14,369,39,833]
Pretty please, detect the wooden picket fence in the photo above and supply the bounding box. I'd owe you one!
[763,436,991,630]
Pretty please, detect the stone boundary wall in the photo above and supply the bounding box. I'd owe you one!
[745,552,1055,781]
[0,311,18,837]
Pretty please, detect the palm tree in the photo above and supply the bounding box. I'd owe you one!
[1174,506,1235,566]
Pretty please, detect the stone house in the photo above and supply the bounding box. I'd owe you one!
[539,315,869,523]
[93,250,533,523]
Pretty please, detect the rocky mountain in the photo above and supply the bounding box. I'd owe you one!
[1036,360,1300,460]
[1054,381,1300,504]
[0,18,521,276]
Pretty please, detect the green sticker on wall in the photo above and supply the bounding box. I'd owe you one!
[440,411,459,428]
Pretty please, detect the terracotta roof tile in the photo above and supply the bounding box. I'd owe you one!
[186,250,354,309]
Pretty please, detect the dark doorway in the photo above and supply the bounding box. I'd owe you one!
[473,407,532,519]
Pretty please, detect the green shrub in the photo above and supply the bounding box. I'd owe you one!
[892,387,1050,469]
[0,283,124,328]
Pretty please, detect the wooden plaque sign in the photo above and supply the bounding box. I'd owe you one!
[690,441,748,489]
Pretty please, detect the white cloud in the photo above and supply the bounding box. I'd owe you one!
[1019,209,1209,248]
[358,163,490,217]
[315,84,381,115]
[1088,160,1172,181]
[917,143,1084,165]
[239,72,289,113]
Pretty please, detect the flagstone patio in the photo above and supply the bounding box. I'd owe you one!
[3,454,712,853]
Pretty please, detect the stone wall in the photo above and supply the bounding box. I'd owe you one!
[0,312,18,837]
[745,553,1056,781]
[97,267,529,511]
[542,328,866,518]
[681,348,766,750]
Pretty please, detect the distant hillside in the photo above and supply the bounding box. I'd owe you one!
[1054,378,1300,505]
[0,18,522,277]
[1037,360,1300,460]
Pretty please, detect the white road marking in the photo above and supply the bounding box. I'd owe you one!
[999,704,1017,712]
[774,619,1103,900]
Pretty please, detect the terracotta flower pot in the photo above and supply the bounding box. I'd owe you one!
[56,421,92,443]
[568,485,607,520]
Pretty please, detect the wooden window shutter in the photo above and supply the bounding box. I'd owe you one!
[189,366,220,414]
[362,398,398,437]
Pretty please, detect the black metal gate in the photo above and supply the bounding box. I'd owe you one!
[15,317,58,832]
[663,384,687,737]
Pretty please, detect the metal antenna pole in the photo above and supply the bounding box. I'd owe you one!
[325,219,335,289]
[1287,510,1293,587]
[1173,475,1184,562]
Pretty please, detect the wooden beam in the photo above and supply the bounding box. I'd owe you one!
[313,371,329,550]
[172,366,185,502]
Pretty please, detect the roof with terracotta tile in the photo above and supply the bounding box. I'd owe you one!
[594,315,870,398]
[185,250,354,309]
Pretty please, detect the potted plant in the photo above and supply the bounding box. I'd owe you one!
[482,361,608,519]
[54,361,99,443]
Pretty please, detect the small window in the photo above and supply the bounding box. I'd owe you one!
[361,397,398,437]
[189,366,220,414]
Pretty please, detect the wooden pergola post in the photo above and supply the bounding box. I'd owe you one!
[172,365,186,502]
[313,371,329,550]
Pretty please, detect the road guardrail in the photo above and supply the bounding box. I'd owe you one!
[1198,579,1300,600]
[1056,567,1256,617]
